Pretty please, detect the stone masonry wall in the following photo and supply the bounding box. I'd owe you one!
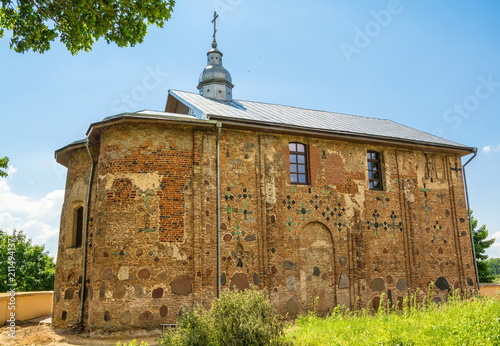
[53,120,477,329]
[53,147,92,327]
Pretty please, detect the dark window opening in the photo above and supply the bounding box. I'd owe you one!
[75,207,83,248]
[367,151,383,190]
[289,142,308,184]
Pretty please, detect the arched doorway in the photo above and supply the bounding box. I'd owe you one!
[299,221,336,314]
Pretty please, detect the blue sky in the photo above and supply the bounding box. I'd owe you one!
[1,0,499,259]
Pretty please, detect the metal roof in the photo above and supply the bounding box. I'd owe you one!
[169,89,472,151]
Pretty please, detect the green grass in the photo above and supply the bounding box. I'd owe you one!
[284,297,500,345]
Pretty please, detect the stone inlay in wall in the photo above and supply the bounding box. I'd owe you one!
[113,282,126,299]
[253,273,260,285]
[286,275,296,291]
[312,266,320,276]
[230,273,249,291]
[338,271,349,289]
[171,275,192,295]
[104,311,111,321]
[137,268,151,279]
[156,271,168,281]
[371,278,386,291]
[99,282,106,300]
[159,305,168,317]
[435,277,450,290]
[139,310,153,321]
[64,288,74,300]
[339,256,347,266]
[134,284,144,298]
[119,310,131,325]
[152,287,164,298]
[102,268,113,280]
[285,296,300,316]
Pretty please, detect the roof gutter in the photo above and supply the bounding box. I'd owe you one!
[78,140,95,325]
[215,122,222,299]
[462,148,479,287]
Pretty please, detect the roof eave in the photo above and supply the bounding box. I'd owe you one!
[55,139,87,167]
[209,115,476,156]
[85,112,217,144]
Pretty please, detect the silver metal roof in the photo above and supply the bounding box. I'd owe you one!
[169,89,472,151]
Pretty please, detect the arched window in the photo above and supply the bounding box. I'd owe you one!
[367,151,383,190]
[289,142,308,184]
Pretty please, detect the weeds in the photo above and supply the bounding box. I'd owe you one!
[159,288,288,346]
[286,288,500,345]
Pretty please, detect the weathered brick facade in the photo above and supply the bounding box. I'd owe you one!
[53,110,477,329]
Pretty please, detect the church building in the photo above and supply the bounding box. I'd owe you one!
[52,16,478,329]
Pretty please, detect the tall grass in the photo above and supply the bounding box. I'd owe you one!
[285,293,500,346]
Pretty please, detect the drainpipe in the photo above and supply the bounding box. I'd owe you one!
[78,140,95,324]
[215,122,222,298]
[462,148,479,287]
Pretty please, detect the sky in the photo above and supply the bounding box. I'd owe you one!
[1,0,500,260]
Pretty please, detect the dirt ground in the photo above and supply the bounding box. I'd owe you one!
[0,321,162,346]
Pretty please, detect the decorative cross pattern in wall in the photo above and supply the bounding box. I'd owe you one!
[431,219,446,244]
[223,184,254,240]
[366,209,403,236]
[419,183,433,221]
[321,203,346,232]
[280,185,348,231]
[367,210,382,235]
[387,211,403,236]
[450,162,462,178]
[295,202,312,221]
[280,185,404,236]
[421,200,433,215]
[231,221,246,241]
[283,217,296,231]
[224,184,254,220]
[376,192,391,209]
[436,189,447,203]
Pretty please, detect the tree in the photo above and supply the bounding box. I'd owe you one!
[470,211,496,283]
[0,229,55,292]
[0,156,8,177]
[486,258,500,277]
[0,0,175,54]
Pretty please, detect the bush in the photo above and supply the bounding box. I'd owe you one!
[159,289,288,346]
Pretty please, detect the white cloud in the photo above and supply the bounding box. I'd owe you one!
[486,231,500,259]
[0,167,64,258]
[482,145,500,153]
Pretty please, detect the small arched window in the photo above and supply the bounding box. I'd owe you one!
[289,142,308,184]
[367,151,383,190]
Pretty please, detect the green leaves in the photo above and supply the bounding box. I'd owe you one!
[470,210,496,283]
[1,0,175,54]
[0,156,8,177]
[0,229,55,292]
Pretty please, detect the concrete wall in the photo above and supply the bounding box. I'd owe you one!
[480,284,500,299]
[0,291,53,325]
